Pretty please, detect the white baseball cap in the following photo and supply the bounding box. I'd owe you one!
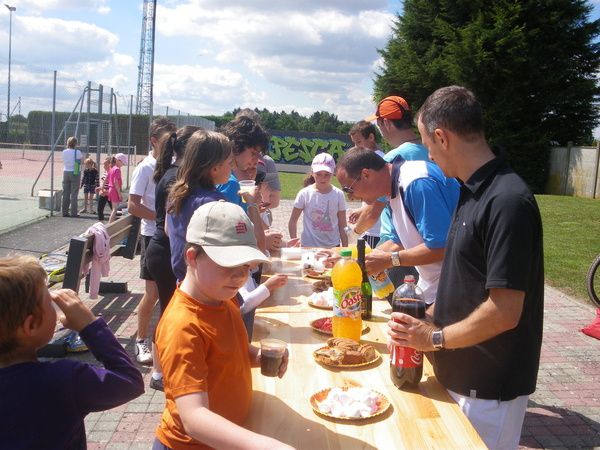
[186,201,269,267]
[311,152,335,174]
[115,153,128,165]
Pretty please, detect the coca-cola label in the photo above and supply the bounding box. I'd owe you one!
[333,287,361,319]
[391,345,423,368]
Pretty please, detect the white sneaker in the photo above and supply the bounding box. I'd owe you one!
[135,339,153,365]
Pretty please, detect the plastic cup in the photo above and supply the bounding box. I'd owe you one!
[260,338,286,377]
[239,180,256,203]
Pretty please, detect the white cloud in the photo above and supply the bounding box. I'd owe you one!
[14,0,110,14]
[152,63,257,114]
[156,3,394,101]
[112,53,135,67]
[9,15,118,66]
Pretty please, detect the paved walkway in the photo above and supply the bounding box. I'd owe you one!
[8,199,600,449]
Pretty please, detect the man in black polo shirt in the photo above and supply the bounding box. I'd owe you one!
[387,86,544,449]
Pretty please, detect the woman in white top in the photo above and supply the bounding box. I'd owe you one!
[288,152,348,248]
[61,136,83,217]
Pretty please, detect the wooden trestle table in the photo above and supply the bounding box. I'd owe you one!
[243,257,487,449]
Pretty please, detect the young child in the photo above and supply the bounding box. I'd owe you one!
[154,201,293,450]
[107,153,128,223]
[96,156,113,221]
[0,256,144,450]
[80,157,99,214]
[167,130,234,283]
[288,152,348,248]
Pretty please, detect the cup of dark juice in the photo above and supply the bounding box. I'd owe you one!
[260,338,286,377]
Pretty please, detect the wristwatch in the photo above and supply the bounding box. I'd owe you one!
[390,251,401,267]
[432,329,444,350]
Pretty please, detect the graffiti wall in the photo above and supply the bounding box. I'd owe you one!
[267,130,352,166]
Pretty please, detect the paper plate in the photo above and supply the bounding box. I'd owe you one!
[313,346,381,368]
[304,269,332,280]
[309,317,369,336]
[310,317,333,335]
[310,386,390,421]
[307,299,333,311]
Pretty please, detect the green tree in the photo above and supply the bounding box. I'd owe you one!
[375,0,600,192]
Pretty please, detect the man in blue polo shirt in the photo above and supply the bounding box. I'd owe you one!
[336,148,459,304]
[388,86,544,449]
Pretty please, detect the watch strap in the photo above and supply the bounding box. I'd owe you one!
[432,329,444,350]
[391,251,401,267]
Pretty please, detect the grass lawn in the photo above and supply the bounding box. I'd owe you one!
[537,195,600,302]
[279,172,600,303]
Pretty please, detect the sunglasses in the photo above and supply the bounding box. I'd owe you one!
[341,174,361,195]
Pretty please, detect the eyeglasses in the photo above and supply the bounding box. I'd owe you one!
[341,174,361,194]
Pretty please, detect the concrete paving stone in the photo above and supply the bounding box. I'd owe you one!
[129,443,153,450]
[108,431,134,443]
[139,420,158,432]
[556,435,585,447]
[116,421,140,432]
[133,430,157,442]
[527,426,555,437]
[92,421,120,432]
[518,437,541,448]
[87,443,106,450]
[88,431,114,443]
[580,435,600,447]
[105,443,130,450]
[535,436,566,448]
[146,402,164,413]
[98,411,125,422]
[124,403,147,413]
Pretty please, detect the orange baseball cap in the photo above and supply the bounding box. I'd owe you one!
[365,96,411,122]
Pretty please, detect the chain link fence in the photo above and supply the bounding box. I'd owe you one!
[0,71,215,234]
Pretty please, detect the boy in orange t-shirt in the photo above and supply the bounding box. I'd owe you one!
[154,201,293,450]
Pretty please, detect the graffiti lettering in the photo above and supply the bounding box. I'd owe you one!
[268,134,350,166]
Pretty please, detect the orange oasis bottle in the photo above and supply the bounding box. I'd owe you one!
[332,249,363,342]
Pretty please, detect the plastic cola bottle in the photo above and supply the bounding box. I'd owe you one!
[332,249,363,342]
[390,275,426,390]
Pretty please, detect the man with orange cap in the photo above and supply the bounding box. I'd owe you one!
[350,96,432,289]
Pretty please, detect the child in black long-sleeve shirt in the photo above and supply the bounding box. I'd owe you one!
[80,158,99,214]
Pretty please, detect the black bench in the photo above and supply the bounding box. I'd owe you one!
[62,214,140,295]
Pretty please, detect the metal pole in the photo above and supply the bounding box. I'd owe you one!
[5,4,16,138]
[50,70,56,216]
[593,141,600,199]
[86,81,91,154]
[106,87,113,170]
[112,91,119,152]
[127,95,133,189]
[97,84,103,164]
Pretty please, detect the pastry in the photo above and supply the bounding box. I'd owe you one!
[341,350,364,365]
[357,344,377,362]
[327,337,359,351]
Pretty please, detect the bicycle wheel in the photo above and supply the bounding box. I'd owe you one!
[586,254,600,308]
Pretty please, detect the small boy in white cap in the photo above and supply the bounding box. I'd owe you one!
[153,201,292,450]
[288,152,348,248]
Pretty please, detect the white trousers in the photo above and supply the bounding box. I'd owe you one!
[448,390,529,450]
